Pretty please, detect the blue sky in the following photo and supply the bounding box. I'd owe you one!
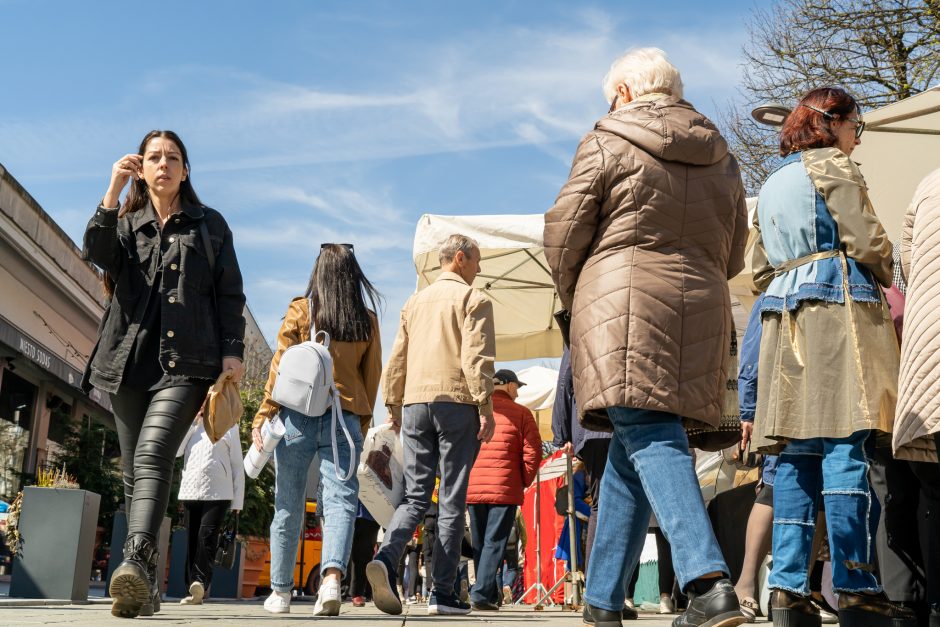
[1,0,759,389]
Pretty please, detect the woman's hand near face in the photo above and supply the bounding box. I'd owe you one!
[102,154,142,208]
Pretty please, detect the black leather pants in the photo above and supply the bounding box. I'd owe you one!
[110,384,209,540]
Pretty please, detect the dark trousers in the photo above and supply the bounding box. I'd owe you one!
[110,384,209,540]
[871,446,926,602]
[910,445,940,606]
[653,527,676,595]
[377,402,480,595]
[580,437,611,572]
[349,517,380,598]
[183,500,229,588]
[468,504,517,605]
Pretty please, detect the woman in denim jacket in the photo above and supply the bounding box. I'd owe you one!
[750,88,912,627]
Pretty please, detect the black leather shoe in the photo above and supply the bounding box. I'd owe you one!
[471,600,499,611]
[929,606,939,627]
[838,591,917,627]
[770,589,820,627]
[672,578,747,627]
[109,534,156,619]
[583,603,623,627]
[622,604,638,620]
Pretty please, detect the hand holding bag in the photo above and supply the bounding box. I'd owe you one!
[203,371,243,444]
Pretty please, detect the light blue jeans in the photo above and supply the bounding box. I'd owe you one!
[269,407,362,592]
[769,430,881,594]
[584,407,728,611]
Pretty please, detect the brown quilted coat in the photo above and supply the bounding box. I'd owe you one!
[544,95,748,430]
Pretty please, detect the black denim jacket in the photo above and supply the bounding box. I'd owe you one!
[81,201,246,393]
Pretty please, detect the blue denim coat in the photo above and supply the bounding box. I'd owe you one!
[757,151,882,314]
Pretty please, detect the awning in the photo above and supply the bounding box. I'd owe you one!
[854,85,940,241]
[0,314,111,413]
[413,214,562,361]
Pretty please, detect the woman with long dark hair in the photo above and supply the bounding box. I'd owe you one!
[253,244,382,616]
[751,87,914,627]
[82,130,246,618]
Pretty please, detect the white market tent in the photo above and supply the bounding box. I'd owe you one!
[855,85,940,242]
[413,214,563,361]
[515,365,559,442]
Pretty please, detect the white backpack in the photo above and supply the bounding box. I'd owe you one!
[270,299,356,480]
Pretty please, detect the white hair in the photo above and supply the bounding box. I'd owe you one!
[602,47,684,105]
[439,233,479,265]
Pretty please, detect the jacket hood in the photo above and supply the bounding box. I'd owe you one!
[595,96,729,166]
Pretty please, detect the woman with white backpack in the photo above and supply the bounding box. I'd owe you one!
[253,243,383,616]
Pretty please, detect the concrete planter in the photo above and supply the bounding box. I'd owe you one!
[10,486,101,601]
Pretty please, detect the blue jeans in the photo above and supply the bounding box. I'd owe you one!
[468,504,516,604]
[269,407,363,592]
[585,407,727,611]
[770,430,881,594]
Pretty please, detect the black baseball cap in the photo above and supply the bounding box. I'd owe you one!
[494,369,526,386]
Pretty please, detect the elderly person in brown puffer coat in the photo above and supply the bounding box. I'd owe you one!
[544,47,748,627]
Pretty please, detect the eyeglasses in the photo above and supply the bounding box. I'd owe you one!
[321,243,354,252]
[847,117,866,138]
[801,103,865,138]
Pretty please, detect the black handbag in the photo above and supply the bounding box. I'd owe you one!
[214,512,238,570]
[685,330,742,452]
[554,309,571,346]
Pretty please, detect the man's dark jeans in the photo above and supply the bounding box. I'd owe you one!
[468,504,516,605]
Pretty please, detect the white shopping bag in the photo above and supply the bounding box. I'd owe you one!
[357,423,404,526]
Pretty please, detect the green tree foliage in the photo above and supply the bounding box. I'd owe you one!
[236,384,275,538]
[51,417,123,531]
[723,0,940,192]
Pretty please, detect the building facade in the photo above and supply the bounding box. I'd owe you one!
[0,163,272,502]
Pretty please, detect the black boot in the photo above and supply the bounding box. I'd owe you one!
[138,545,160,616]
[930,605,940,627]
[109,534,155,619]
[583,603,623,627]
[672,578,747,627]
[837,591,917,627]
[770,589,821,627]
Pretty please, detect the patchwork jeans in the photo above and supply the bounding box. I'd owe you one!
[769,430,881,594]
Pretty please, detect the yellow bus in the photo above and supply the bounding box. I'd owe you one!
[258,500,323,594]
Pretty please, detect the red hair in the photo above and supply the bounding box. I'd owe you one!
[779,87,859,156]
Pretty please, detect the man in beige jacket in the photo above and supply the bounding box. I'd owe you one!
[368,234,496,617]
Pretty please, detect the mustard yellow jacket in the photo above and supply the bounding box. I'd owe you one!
[253,298,382,434]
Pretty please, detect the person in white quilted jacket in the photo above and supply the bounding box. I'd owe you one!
[176,413,244,605]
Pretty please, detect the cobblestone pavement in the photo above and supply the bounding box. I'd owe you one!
[0,598,769,626]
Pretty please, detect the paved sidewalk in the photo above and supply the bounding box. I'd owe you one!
[0,598,765,626]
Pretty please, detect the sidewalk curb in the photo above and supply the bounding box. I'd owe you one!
[0,597,112,607]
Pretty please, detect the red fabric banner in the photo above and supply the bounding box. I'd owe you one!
[521,451,566,604]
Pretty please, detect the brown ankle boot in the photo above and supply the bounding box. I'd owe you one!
[771,589,821,627]
[837,591,917,627]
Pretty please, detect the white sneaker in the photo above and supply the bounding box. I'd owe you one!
[659,596,676,614]
[313,581,341,617]
[264,590,291,614]
[180,581,205,605]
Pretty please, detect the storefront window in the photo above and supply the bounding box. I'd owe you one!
[0,369,36,501]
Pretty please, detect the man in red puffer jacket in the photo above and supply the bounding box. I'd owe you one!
[466,369,542,610]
